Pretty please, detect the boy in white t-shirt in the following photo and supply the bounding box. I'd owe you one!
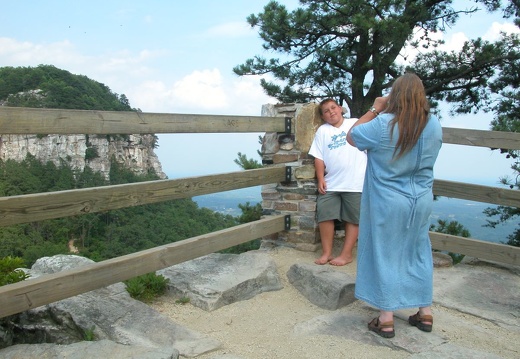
[309,99,367,266]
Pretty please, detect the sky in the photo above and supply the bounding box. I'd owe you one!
[0,1,519,186]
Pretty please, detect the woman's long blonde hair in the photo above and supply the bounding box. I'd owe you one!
[385,73,430,159]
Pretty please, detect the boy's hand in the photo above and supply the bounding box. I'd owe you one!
[317,179,327,194]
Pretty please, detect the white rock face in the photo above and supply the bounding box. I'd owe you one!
[0,133,166,180]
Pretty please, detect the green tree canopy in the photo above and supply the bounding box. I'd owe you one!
[234,0,520,117]
[0,64,133,111]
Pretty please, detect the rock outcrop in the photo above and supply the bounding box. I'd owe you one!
[0,133,165,180]
[0,255,221,358]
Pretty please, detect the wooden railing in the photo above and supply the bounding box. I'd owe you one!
[0,106,518,319]
[0,106,291,318]
[432,127,520,265]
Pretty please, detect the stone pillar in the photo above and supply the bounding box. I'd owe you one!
[260,103,323,252]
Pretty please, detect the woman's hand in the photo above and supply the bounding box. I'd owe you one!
[372,96,388,114]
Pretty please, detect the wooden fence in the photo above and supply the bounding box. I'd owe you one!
[0,106,518,319]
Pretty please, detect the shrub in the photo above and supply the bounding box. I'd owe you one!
[430,219,468,265]
[124,272,169,302]
[0,256,30,286]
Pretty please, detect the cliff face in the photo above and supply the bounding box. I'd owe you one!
[0,133,166,180]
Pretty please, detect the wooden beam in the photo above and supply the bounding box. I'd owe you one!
[0,214,288,318]
[0,167,287,227]
[430,232,519,266]
[443,127,520,150]
[0,107,288,134]
[433,179,520,207]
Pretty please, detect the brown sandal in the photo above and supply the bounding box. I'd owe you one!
[368,317,395,338]
[408,311,433,332]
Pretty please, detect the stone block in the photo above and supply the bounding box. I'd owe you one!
[285,229,318,243]
[294,103,323,153]
[273,153,300,164]
[262,200,274,210]
[294,165,316,180]
[262,191,282,200]
[283,193,305,201]
[299,215,318,230]
[261,132,280,155]
[287,263,356,310]
[274,202,298,211]
[299,201,317,212]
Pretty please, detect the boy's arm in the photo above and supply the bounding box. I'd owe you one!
[314,158,327,194]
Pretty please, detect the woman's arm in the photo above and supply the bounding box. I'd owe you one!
[347,97,388,147]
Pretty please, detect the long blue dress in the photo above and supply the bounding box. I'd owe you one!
[350,113,442,311]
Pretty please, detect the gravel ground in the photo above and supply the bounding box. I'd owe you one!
[150,246,520,359]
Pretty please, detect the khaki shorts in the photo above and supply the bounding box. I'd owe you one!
[316,191,361,224]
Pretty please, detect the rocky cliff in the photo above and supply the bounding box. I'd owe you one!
[0,133,166,180]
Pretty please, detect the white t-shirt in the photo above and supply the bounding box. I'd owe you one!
[309,118,367,192]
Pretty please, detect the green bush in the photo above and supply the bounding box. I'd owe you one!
[430,219,468,265]
[124,272,169,302]
[0,256,30,286]
[83,326,96,341]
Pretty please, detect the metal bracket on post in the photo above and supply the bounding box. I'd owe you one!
[285,166,292,182]
[284,117,292,135]
[284,215,291,230]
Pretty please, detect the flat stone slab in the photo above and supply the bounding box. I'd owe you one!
[158,251,283,311]
[287,263,356,310]
[0,340,178,359]
[433,261,520,331]
[292,307,512,358]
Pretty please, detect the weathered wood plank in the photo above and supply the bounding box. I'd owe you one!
[0,167,287,227]
[443,127,520,149]
[0,106,289,134]
[430,232,519,266]
[0,214,288,318]
[433,179,520,207]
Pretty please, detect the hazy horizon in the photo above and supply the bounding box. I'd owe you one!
[193,187,516,245]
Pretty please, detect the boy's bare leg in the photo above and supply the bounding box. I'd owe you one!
[314,220,335,264]
[329,222,358,266]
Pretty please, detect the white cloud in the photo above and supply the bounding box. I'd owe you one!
[129,69,275,115]
[402,20,519,63]
[0,38,83,66]
[172,69,228,109]
[438,31,469,52]
[483,21,520,41]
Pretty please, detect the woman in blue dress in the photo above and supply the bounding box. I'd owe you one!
[346,73,443,338]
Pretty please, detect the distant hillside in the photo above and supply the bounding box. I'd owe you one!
[0,64,133,110]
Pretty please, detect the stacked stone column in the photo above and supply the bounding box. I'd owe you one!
[260,103,323,252]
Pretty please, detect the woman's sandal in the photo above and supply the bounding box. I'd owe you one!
[368,317,395,338]
[408,311,433,332]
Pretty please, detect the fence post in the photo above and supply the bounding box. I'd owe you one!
[260,103,323,251]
